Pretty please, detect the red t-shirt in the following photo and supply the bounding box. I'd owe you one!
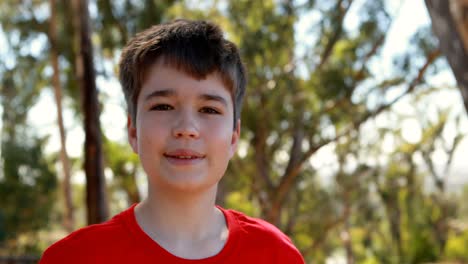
[40,204,305,263]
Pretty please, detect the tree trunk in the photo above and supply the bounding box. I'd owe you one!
[71,0,108,224]
[49,0,74,232]
[425,0,468,114]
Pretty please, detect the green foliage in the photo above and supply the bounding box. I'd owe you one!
[0,70,57,249]
[103,136,140,206]
[225,191,257,217]
[0,7,58,251]
[0,138,57,243]
[444,230,468,261]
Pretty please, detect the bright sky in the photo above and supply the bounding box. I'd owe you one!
[3,0,467,189]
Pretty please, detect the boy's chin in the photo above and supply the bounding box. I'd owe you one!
[153,177,219,195]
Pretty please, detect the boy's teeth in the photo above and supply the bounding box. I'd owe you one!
[176,156,193,159]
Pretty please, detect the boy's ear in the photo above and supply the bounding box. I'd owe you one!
[229,119,241,158]
[127,115,138,154]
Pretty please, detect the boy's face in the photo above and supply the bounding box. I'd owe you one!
[128,61,240,193]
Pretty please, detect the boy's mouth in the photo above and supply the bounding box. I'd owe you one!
[164,149,205,160]
[164,149,205,166]
[165,155,198,159]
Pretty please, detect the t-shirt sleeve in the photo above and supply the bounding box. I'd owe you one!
[256,219,306,263]
[280,245,306,264]
[210,208,307,263]
[39,242,69,264]
[274,234,306,263]
[38,231,90,264]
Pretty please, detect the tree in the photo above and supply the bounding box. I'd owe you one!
[0,57,57,254]
[0,0,83,235]
[49,0,74,232]
[425,0,468,114]
[226,0,441,227]
[71,0,108,224]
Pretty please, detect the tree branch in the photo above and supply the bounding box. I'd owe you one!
[270,49,441,219]
[316,0,355,71]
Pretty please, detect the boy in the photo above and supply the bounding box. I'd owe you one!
[40,19,305,263]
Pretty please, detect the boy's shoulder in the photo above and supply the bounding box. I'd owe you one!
[221,207,304,261]
[52,207,130,243]
[52,213,126,243]
[40,206,134,263]
[223,208,290,240]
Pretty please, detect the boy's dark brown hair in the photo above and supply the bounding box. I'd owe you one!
[119,19,247,129]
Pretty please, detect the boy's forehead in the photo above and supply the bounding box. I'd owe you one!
[140,63,233,103]
[142,62,231,93]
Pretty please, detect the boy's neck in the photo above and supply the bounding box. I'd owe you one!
[134,185,228,259]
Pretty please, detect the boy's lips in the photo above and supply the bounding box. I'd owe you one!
[163,149,205,159]
[164,149,205,166]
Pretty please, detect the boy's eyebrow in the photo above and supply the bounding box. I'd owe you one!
[199,94,228,107]
[144,89,176,101]
[144,89,228,107]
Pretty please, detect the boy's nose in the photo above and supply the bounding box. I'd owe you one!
[172,113,200,139]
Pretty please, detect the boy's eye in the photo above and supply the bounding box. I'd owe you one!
[200,107,220,114]
[150,104,173,111]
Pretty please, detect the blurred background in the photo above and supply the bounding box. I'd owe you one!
[1,0,468,263]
